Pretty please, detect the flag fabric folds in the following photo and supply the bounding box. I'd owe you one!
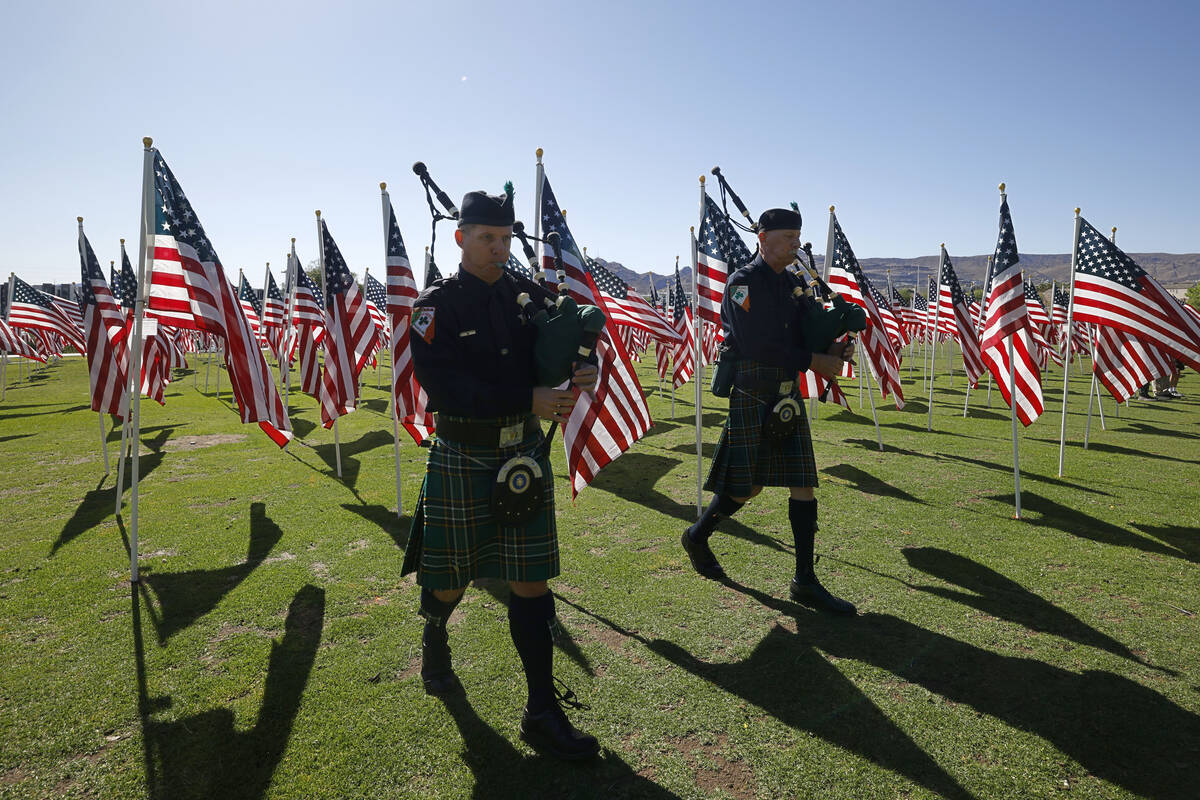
[1070,217,1200,371]
[936,252,985,386]
[670,265,695,389]
[539,169,652,496]
[585,256,681,345]
[143,150,291,445]
[8,276,87,354]
[979,196,1043,426]
[316,218,378,428]
[1092,324,1176,401]
[261,271,287,360]
[383,197,434,444]
[825,216,905,408]
[696,193,753,327]
[77,226,128,415]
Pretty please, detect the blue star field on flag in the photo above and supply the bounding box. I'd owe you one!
[698,194,753,272]
[363,272,387,310]
[1075,218,1146,291]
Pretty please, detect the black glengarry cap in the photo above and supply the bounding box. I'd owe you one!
[459,182,515,226]
[757,207,803,233]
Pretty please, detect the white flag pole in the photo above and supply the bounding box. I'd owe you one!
[114,239,136,514]
[691,221,703,520]
[1057,209,1082,477]
[0,277,8,400]
[1085,229,1121,445]
[382,183,405,517]
[126,137,157,583]
[316,211,342,478]
[694,176,706,519]
[284,240,298,412]
[261,261,273,368]
[78,218,112,474]
[926,245,946,430]
[997,185,1022,519]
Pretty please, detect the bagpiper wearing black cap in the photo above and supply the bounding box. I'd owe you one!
[405,185,601,759]
[680,207,859,614]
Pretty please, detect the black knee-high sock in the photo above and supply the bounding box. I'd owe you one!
[788,498,818,576]
[508,592,556,713]
[420,589,462,660]
[688,494,745,542]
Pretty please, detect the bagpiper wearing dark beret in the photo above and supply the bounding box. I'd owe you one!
[405,186,601,760]
[680,207,859,614]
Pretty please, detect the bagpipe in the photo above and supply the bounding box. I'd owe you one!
[413,163,606,524]
[708,166,866,353]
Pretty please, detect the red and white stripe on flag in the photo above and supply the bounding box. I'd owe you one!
[671,305,695,389]
[1092,325,1176,402]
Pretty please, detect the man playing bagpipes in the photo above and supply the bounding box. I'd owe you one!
[404,185,603,760]
[681,207,860,615]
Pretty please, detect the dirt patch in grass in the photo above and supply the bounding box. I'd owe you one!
[160,434,247,452]
[347,539,370,552]
[665,732,756,800]
[1,767,28,785]
[264,551,296,564]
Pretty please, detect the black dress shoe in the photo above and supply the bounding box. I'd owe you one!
[681,530,725,579]
[790,574,857,615]
[519,705,599,761]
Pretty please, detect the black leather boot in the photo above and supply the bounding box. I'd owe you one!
[681,495,744,579]
[510,592,599,760]
[787,499,856,615]
[419,588,463,696]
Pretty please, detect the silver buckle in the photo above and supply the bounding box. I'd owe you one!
[498,422,524,447]
[778,381,794,395]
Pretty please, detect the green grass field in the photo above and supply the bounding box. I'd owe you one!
[1,348,1197,800]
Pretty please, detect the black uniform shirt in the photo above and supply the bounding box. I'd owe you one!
[410,268,537,418]
[721,254,819,373]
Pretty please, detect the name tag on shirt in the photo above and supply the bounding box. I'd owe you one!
[459,329,476,337]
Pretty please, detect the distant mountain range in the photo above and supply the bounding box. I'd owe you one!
[593,252,1200,295]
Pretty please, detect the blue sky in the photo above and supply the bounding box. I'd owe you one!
[3,0,1197,288]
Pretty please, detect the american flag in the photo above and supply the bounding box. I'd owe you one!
[362,271,388,359]
[696,193,753,327]
[1093,324,1176,402]
[52,293,85,335]
[670,265,695,389]
[1024,281,1053,327]
[870,281,906,349]
[1051,285,1070,326]
[78,225,128,415]
[0,317,43,362]
[911,289,929,341]
[979,196,1043,426]
[288,249,325,395]
[935,252,985,385]
[139,320,169,406]
[317,217,378,428]
[35,329,63,358]
[540,169,651,496]
[143,149,291,446]
[617,326,641,362]
[797,364,850,408]
[7,276,87,354]
[237,272,264,344]
[382,193,433,444]
[1022,280,1061,368]
[927,276,943,337]
[825,215,905,408]
[1069,217,1200,371]
[117,243,138,312]
[261,270,287,360]
[585,256,680,345]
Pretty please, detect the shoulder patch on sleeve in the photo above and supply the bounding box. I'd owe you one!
[412,306,436,344]
[730,284,750,311]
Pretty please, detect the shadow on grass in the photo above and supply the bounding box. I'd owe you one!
[289,414,318,440]
[0,402,90,422]
[139,502,282,643]
[312,429,395,488]
[589,451,790,555]
[1028,437,1200,465]
[989,492,1198,564]
[134,582,325,800]
[52,452,166,555]
[1130,523,1200,562]
[437,692,682,799]
[561,594,974,800]
[0,432,34,443]
[900,547,1169,672]
[578,589,1200,800]
[340,503,411,550]
[359,397,389,415]
[1122,421,1200,439]
[821,464,927,505]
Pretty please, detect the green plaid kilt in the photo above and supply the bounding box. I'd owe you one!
[704,359,817,497]
[403,415,558,590]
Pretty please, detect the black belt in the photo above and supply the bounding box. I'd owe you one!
[734,376,795,395]
[434,414,540,447]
